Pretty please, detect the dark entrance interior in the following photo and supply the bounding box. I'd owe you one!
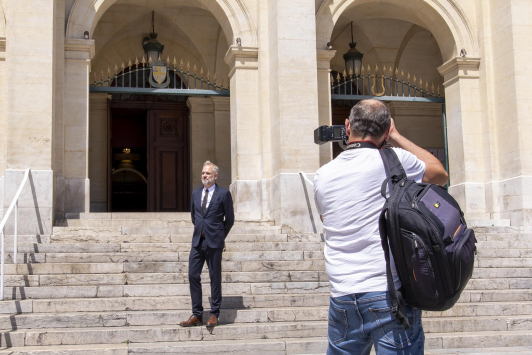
[109,99,190,212]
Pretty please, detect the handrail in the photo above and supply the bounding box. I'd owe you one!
[0,169,30,301]
[299,172,314,186]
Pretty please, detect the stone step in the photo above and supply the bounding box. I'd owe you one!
[425,329,532,349]
[5,244,529,260]
[62,219,274,228]
[469,219,511,228]
[476,249,532,258]
[3,308,532,333]
[0,322,328,347]
[65,212,274,223]
[425,301,532,317]
[424,347,532,355]
[0,294,331,314]
[2,342,532,355]
[4,260,326,275]
[476,233,532,241]
[7,241,324,254]
[49,233,314,244]
[4,270,328,287]
[6,261,532,278]
[0,307,330,329]
[3,282,331,300]
[477,240,532,249]
[0,344,129,355]
[62,219,271,228]
[472,267,532,278]
[2,250,324,264]
[4,269,532,291]
[279,332,532,354]
[51,226,283,236]
[476,258,532,268]
[472,226,525,233]
[2,323,532,348]
[3,247,532,265]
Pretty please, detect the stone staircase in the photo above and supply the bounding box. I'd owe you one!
[0,213,530,354]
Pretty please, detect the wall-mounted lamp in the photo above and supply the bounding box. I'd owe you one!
[84,31,90,39]
[460,49,467,57]
[326,42,333,50]
[236,38,242,46]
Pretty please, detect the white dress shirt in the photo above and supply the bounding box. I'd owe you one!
[201,184,216,210]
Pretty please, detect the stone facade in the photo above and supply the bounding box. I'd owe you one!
[0,0,531,233]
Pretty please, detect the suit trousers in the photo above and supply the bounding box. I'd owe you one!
[188,237,223,318]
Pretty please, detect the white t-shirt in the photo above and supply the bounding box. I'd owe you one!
[313,147,426,298]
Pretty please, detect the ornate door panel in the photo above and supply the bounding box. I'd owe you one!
[147,108,189,211]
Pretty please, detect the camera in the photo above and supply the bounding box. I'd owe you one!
[314,125,348,150]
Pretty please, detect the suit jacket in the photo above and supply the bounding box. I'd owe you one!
[191,184,234,249]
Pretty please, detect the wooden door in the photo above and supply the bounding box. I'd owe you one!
[147,109,189,211]
[331,105,352,159]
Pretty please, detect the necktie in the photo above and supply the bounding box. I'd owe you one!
[202,189,209,215]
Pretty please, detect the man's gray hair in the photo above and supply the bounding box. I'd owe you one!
[349,99,391,139]
[203,160,219,175]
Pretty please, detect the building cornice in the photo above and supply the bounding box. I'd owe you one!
[64,39,95,61]
[317,49,336,71]
[438,57,480,87]
[224,46,259,78]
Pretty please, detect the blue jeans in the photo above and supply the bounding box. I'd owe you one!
[327,291,424,355]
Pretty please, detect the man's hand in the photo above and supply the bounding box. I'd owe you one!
[387,118,448,186]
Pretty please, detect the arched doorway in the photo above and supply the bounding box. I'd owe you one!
[62,0,252,213]
[315,0,488,220]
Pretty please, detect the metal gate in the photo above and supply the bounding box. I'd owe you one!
[329,66,448,176]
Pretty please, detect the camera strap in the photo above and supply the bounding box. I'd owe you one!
[346,141,379,150]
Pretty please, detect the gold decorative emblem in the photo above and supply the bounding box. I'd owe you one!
[149,60,170,88]
[434,202,440,208]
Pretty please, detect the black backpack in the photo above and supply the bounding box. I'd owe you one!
[378,148,477,330]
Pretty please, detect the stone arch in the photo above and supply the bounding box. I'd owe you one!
[66,0,257,47]
[90,11,209,77]
[316,0,479,62]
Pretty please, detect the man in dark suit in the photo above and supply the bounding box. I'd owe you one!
[180,161,234,329]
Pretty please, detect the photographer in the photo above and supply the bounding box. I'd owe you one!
[313,99,448,355]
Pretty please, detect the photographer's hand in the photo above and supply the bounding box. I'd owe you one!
[387,118,448,186]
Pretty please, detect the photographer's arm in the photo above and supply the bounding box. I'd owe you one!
[387,119,449,186]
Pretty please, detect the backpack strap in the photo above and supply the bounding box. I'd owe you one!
[379,148,407,181]
[378,205,410,330]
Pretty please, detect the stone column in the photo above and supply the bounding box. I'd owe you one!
[317,50,336,167]
[211,97,231,190]
[438,57,488,220]
[187,97,215,191]
[88,93,111,212]
[62,39,95,215]
[224,46,262,220]
[3,0,55,234]
[488,0,532,230]
[267,0,322,233]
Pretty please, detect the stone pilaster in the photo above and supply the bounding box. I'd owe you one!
[61,39,94,215]
[4,0,56,234]
[88,93,111,212]
[187,97,215,192]
[224,46,263,220]
[438,57,488,220]
[317,49,336,167]
[267,0,322,233]
[211,96,231,190]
